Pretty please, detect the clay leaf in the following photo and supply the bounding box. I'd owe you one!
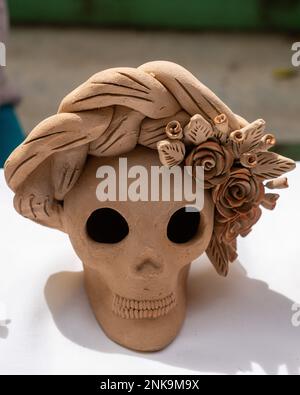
[184,114,214,145]
[253,151,296,180]
[157,139,185,168]
[206,232,230,277]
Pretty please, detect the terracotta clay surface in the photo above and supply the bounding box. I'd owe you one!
[63,147,214,351]
[4,61,296,351]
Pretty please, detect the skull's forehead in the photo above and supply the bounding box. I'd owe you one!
[64,145,212,225]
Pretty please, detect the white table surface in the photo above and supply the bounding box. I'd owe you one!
[0,167,300,375]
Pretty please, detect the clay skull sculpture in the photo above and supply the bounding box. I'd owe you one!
[4,61,296,351]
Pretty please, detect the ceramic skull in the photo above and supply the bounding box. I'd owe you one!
[63,147,214,350]
[5,61,295,351]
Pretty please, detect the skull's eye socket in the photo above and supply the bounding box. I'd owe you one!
[86,208,129,243]
[167,207,201,244]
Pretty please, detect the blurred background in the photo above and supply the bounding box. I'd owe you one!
[1,0,300,164]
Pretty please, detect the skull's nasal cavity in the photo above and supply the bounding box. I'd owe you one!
[135,260,163,276]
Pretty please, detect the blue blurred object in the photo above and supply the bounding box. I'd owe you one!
[0,104,24,167]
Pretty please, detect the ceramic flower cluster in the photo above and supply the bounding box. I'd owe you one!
[157,113,296,274]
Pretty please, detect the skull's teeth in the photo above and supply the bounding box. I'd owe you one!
[112,293,176,320]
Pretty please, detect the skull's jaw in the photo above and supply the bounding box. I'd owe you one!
[112,292,177,320]
[84,265,190,352]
